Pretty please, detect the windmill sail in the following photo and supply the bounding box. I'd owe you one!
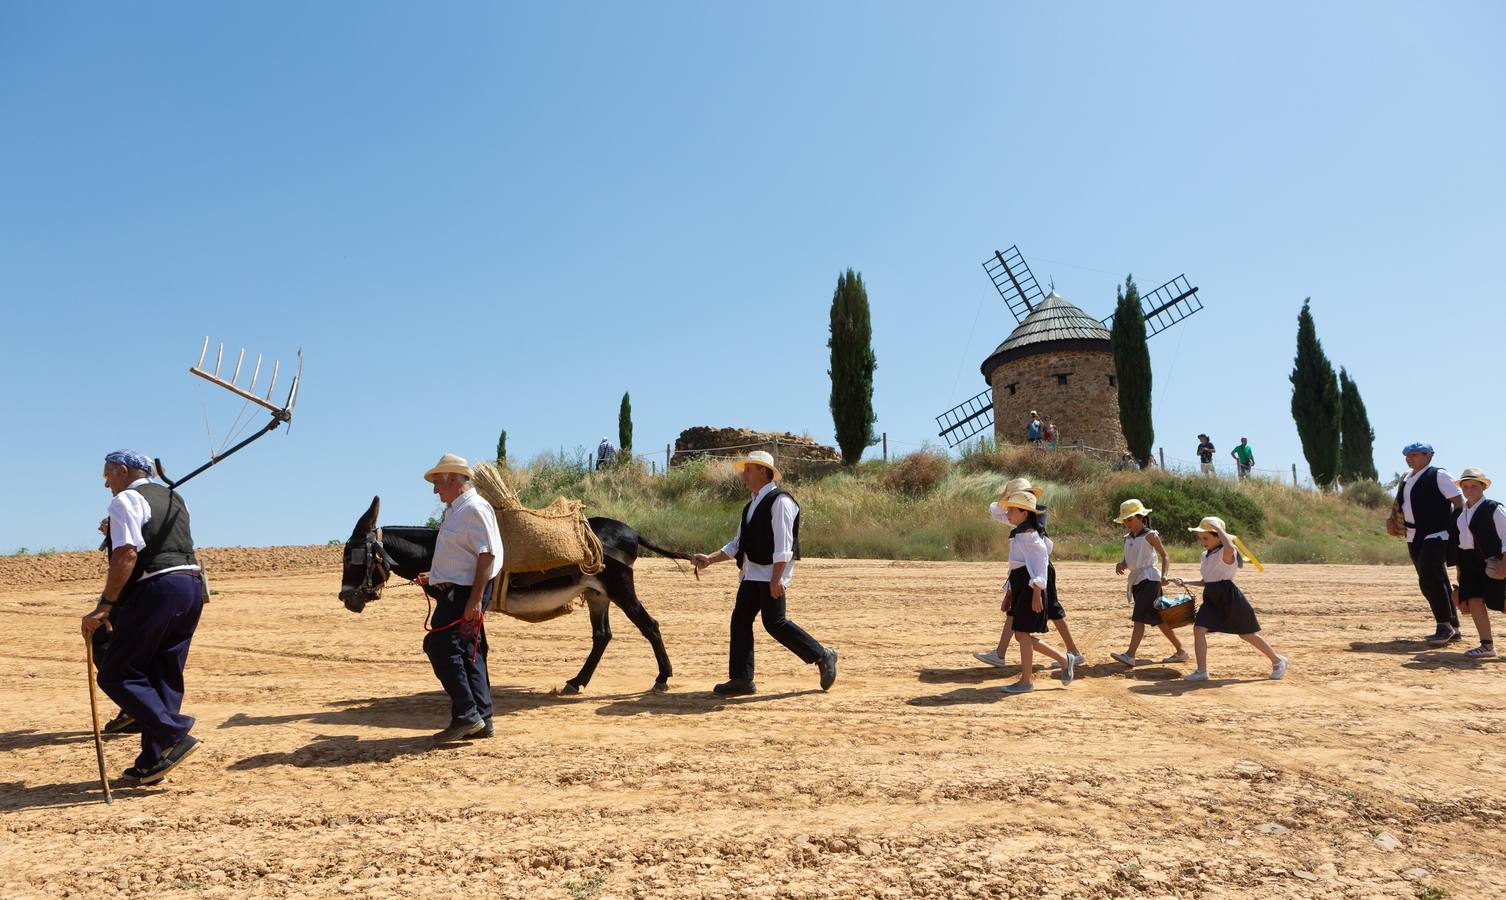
[982,246,1045,324]
[1104,274,1203,338]
[935,388,995,447]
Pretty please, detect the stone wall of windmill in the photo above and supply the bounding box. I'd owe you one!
[988,348,1127,453]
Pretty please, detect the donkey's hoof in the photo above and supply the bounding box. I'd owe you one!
[651,680,669,693]
[558,683,582,696]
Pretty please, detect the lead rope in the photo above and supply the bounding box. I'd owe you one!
[417,581,485,664]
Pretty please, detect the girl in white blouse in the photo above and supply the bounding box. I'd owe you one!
[1452,468,1506,659]
[1108,500,1188,667]
[996,490,1075,693]
[1171,516,1287,682]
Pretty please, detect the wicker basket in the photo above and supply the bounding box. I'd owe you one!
[1155,591,1197,629]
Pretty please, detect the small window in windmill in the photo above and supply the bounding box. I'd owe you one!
[1005,382,1018,395]
[1108,375,1117,387]
[1054,373,1070,386]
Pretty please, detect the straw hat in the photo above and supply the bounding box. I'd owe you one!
[1457,467,1491,489]
[733,450,780,481]
[1002,476,1044,500]
[1000,490,1043,513]
[1187,516,1234,537]
[1113,499,1153,523]
[423,452,473,483]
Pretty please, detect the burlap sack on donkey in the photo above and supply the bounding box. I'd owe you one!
[472,463,605,576]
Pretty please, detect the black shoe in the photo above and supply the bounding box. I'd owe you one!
[817,648,839,691]
[134,735,202,785]
[102,712,139,735]
[122,765,148,782]
[462,720,494,740]
[1445,627,1463,644]
[433,717,485,742]
[713,679,757,696]
[1427,627,1459,646]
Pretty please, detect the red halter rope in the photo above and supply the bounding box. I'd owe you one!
[418,581,485,664]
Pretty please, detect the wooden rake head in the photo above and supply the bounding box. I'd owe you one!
[190,337,302,424]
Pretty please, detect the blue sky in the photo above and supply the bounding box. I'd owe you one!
[2,2,1502,552]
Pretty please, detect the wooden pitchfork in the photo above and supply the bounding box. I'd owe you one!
[84,632,112,804]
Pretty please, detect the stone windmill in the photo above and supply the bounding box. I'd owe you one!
[935,245,1204,451]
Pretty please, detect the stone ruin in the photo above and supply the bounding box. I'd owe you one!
[671,427,841,468]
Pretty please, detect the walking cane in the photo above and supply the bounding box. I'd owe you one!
[84,634,113,804]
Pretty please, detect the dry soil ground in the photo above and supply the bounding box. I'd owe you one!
[2,552,1504,898]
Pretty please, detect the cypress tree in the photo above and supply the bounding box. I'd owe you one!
[618,392,633,460]
[1338,368,1378,483]
[827,268,878,466]
[1109,274,1154,467]
[496,429,507,464]
[1290,299,1343,488]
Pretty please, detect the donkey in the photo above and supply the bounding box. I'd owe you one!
[338,497,695,693]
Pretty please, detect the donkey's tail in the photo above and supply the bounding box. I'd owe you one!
[637,537,700,580]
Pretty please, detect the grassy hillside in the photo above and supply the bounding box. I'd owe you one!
[501,445,1407,566]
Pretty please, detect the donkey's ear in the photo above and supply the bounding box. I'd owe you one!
[352,496,380,538]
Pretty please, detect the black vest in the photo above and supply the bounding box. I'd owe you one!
[1462,499,1504,559]
[735,487,801,569]
[1397,467,1454,539]
[129,482,198,584]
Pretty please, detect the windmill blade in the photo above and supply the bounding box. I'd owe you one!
[982,246,1045,324]
[1137,274,1203,339]
[935,388,995,447]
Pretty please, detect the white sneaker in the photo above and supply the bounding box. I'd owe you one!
[1183,670,1210,682]
[1059,654,1075,686]
[1161,651,1190,663]
[1048,652,1086,670]
[1072,652,1086,666]
[972,650,1007,668]
[1001,682,1035,694]
[1110,651,1139,667]
[1270,656,1288,680]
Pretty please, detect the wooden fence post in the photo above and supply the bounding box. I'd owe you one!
[1158,447,1165,471]
[665,443,671,471]
[1292,463,1298,487]
[882,432,888,462]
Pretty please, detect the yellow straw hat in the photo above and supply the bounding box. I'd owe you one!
[1187,516,1233,537]
[1001,476,1044,500]
[1113,499,1153,524]
[733,450,781,481]
[423,452,473,483]
[1457,467,1491,489]
[1000,489,1043,513]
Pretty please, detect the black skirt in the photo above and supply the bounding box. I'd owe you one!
[1194,580,1261,635]
[1046,563,1067,621]
[1457,549,1506,612]
[1008,565,1050,633]
[1130,578,1163,626]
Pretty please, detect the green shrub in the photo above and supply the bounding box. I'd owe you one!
[1105,475,1265,544]
[881,451,950,496]
[1342,479,1390,509]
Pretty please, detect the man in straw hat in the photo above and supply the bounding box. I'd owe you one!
[418,453,504,741]
[81,449,206,785]
[1452,468,1506,659]
[692,450,838,695]
[1388,442,1465,645]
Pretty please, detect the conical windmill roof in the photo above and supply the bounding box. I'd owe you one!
[980,292,1112,380]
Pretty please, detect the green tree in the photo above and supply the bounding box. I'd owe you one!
[618,391,633,460]
[827,268,877,466]
[1338,367,1378,483]
[1110,274,1154,467]
[1290,299,1343,488]
[496,429,507,464]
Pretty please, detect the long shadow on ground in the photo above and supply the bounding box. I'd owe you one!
[0,778,166,813]
[217,686,567,732]
[594,689,821,717]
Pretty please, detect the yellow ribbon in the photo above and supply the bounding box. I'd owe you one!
[1231,536,1264,572]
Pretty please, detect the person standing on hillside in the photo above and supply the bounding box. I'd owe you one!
[693,451,838,696]
[1231,438,1255,480]
[1196,434,1217,477]
[595,437,617,471]
[1042,418,1058,449]
[1026,411,1044,446]
[81,450,206,785]
[1388,442,1465,645]
[417,453,503,742]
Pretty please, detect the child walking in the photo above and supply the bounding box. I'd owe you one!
[1453,468,1506,659]
[1108,499,1188,667]
[998,489,1074,693]
[1171,516,1287,682]
[975,479,1083,670]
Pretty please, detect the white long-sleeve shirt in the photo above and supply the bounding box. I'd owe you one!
[1007,530,1052,590]
[720,481,798,586]
[1457,500,1506,553]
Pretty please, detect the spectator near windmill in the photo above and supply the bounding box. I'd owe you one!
[1042,418,1058,449]
[595,437,617,471]
[1026,411,1044,446]
[1230,438,1255,480]
[1195,434,1216,477]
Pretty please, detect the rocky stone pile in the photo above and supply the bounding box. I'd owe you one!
[672,426,840,467]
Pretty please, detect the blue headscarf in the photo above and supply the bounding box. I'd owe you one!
[104,449,154,474]
[1402,442,1434,455]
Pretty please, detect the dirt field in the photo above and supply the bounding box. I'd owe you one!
[3,553,1504,898]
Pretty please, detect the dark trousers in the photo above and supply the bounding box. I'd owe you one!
[96,572,204,769]
[1409,538,1458,628]
[423,583,492,724]
[729,579,825,681]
